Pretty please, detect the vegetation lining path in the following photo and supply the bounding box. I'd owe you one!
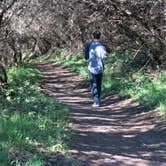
[36,62,166,166]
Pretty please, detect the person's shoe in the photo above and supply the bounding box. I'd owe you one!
[92,103,100,107]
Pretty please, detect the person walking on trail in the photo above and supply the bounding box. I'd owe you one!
[84,31,109,107]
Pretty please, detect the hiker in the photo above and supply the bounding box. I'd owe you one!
[84,30,110,107]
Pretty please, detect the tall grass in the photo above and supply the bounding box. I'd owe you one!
[0,63,71,165]
[52,48,166,116]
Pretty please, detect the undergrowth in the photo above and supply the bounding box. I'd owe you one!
[49,48,166,116]
[0,63,72,166]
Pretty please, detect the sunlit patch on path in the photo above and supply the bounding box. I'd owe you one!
[36,62,166,166]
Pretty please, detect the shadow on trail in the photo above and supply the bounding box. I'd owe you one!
[35,62,166,166]
[70,103,166,166]
[71,108,166,166]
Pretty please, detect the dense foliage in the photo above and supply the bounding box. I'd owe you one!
[0,0,166,88]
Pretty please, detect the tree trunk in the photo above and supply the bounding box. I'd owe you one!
[0,63,7,84]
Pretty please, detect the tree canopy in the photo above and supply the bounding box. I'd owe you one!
[0,0,166,84]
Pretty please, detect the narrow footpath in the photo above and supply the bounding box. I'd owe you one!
[36,62,166,166]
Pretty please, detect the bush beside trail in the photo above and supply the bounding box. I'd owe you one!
[50,48,166,116]
[0,63,73,166]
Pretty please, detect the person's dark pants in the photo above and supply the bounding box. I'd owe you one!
[89,72,103,104]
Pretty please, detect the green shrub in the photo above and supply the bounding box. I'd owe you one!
[53,49,166,115]
[0,63,71,165]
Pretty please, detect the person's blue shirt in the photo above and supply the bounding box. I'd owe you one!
[84,41,107,74]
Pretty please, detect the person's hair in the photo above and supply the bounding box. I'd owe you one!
[93,31,101,39]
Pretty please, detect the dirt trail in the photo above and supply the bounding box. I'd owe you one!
[36,62,166,166]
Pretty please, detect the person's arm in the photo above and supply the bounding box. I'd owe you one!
[102,42,111,54]
[102,47,107,60]
[83,41,91,60]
